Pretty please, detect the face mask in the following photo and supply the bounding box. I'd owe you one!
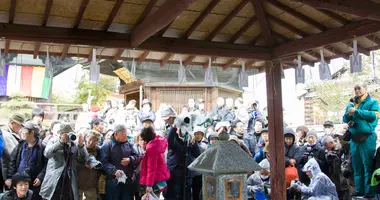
[324,128,332,135]
[142,105,150,113]
[199,104,204,110]
[260,174,269,180]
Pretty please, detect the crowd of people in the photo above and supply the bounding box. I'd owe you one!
[0,82,378,200]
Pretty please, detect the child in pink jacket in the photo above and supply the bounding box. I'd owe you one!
[139,126,170,195]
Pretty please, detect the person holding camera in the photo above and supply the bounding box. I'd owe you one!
[100,124,141,200]
[6,121,47,200]
[39,123,102,200]
[160,105,201,200]
[343,83,379,198]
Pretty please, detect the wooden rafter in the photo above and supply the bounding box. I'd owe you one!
[202,57,216,69]
[317,9,348,25]
[137,51,150,65]
[184,0,220,39]
[9,0,16,24]
[324,46,350,60]
[160,53,173,67]
[295,0,380,21]
[222,59,237,70]
[272,30,289,43]
[182,55,196,67]
[267,15,307,37]
[73,0,90,29]
[157,20,174,37]
[4,39,10,56]
[135,0,158,25]
[42,0,53,26]
[131,0,193,47]
[267,0,325,31]
[273,19,380,57]
[33,43,41,59]
[251,0,274,46]
[367,35,380,45]
[112,48,124,63]
[103,0,124,31]
[60,44,70,61]
[250,33,262,45]
[207,0,249,41]
[229,16,257,43]
[342,41,370,56]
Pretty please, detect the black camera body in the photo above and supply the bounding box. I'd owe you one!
[68,132,77,141]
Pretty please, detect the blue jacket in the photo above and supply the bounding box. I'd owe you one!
[0,130,4,158]
[343,94,379,135]
[166,126,201,172]
[100,136,141,182]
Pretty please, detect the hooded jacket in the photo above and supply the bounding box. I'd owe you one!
[284,128,301,166]
[299,159,338,200]
[140,135,170,187]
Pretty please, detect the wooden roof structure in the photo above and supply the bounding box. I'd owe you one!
[0,0,380,71]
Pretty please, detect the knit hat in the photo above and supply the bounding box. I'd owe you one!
[58,123,74,134]
[259,159,270,171]
[113,124,127,133]
[207,132,219,141]
[10,113,25,125]
[306,129,318,140]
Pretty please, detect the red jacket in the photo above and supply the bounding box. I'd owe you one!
[140,135,170,186]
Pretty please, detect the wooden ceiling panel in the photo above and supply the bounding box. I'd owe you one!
[291,4,339,29]
[40,44,64,53]
[13,13,42,26]
[196,13,225,33]
[243,22,260,37]
[187,31,209,40]
[212,0,245,16]
[125,0,151,4]
[0,11,8,23]
[0,0,9,12]
[234,35,254,44]
[187,0,214,12]
[50,0,82,18]
[16,0,46,15]
[237,2,254,18]
[78,20,104,30]
[171,10,201,31]
[113,3,145,25]
[269,22,300,40]
[219,17,249,35]
[45,16,74,28]
[83,0,114,21]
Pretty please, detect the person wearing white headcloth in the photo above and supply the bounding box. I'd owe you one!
[246,158,271,199]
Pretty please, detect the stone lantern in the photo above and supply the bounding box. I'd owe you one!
[188,137,261,200]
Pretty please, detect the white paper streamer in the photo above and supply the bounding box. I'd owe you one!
[90,48,100,83]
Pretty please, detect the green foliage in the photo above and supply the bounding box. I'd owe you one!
[0,93,36,120]
[74,74,118,107]
[309,50,380,122]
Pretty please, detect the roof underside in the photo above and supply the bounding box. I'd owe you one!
[0,0,380,71]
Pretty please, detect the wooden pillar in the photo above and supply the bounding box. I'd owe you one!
[265,61,286,200]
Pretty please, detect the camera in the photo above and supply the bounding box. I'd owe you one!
[68,132,77,141]
[348,121,355,128]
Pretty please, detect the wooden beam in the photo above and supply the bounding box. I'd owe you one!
[272,30,290,43]
[137,51,150,65]
[103,0,124,31]
[184,0,220,39]
[4,39,10,56]
[112,48,124,63]
[207,0,249,41]
[324,46,350,60]
[222,59,237,70]
[131,0,194,47]
[267,0,325,31]
[317,9,349,25]
[135,0,159,25]
[265,61,286,200]
[60,44,70,61]
[73,0,90,29]
[157,20,174,37]
[229,16,257,43]
[33,43,41,59]
[160,53,173,67]
[295,0,380,21]
[42,0,53,26]
[273,19,380,57]
[342,41,370,56]
[9,0,16,23]
[182,55,196,67]
[251,0,275,46]
[0,23,272,60]
[250,33,261,45]
[367,35,380,45]
[267,15,308,37]
[202,57,217,69]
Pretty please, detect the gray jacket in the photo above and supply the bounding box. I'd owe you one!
[246,173,270,198]
[1,126,21,179]
[39,137,101,200]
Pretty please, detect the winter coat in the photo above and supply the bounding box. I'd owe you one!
[7,139,47,182]
[0,130,4,159]
[1,126,22,179]
[246,173,270,199]
[234,106,250,130]
[39,137,101,200]
[296,144,327,185]
[244,132,262,156]
[100,136,141,182]
[77,146,102,191]
[166,126,201,172]
[140,135,170,187]
[284,131,301,166]
[299,159,338,200]
[343,94,379,136]
[0,190,33,200]
[325,147,349,192]
[210,106,234,124]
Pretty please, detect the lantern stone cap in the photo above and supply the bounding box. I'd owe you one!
[188,140,261,174]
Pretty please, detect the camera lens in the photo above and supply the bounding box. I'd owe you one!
[184,117,190,124]
[68,133,77,141]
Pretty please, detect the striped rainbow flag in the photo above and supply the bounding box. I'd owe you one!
[0,65,52,99]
